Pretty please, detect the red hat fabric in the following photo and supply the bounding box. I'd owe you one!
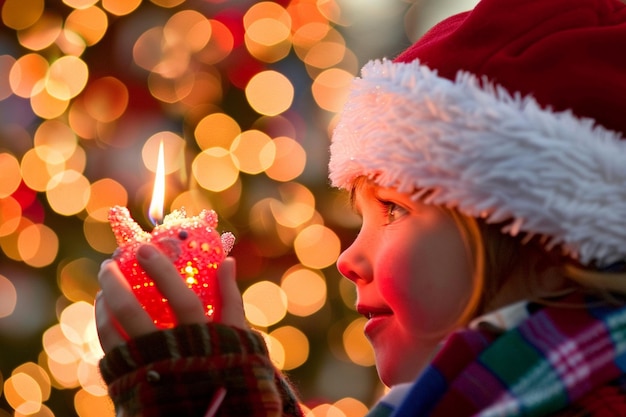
[328,0,626,267]
[394,0,626,136]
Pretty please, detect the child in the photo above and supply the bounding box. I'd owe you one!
[96,0,626,415]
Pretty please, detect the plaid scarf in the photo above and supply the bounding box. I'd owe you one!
[368,294,626,417]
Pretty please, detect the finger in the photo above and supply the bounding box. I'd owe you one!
[217,257,247,329]
[95,290,128,353]
[98,259,156,339]
[136,244,206,325]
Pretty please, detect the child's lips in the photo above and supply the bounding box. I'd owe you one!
[357,305,393,337]
[357,305,392,319]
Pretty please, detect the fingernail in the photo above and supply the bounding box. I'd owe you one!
[100,259,113,268]
[137,245,158,260]
[154,238,181,261]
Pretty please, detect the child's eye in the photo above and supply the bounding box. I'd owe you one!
[379,200,408,224]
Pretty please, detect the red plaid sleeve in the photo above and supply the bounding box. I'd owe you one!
[99,323,304,417]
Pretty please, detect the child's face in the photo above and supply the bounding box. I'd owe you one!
[337,182,473,386]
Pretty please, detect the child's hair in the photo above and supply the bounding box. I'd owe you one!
[453,212,626,324]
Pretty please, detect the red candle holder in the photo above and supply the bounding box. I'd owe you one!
[108,205,235,328]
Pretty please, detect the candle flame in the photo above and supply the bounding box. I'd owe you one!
[149,141,165,226]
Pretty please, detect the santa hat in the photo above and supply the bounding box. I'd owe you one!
[328,0,626,267]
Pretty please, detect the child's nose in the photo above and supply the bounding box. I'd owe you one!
[336,238,372,284]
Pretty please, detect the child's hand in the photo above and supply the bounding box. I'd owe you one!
[95,244,246,354]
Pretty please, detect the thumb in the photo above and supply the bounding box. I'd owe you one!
[217,257,247,329]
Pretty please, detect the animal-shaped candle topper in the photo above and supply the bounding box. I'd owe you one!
[108,205,235,328]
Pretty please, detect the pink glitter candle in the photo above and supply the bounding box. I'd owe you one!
[108,206,235,328]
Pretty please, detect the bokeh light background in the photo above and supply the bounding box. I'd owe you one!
[0,0,478,415]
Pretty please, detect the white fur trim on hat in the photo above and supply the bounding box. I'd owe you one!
[328,59,626,267]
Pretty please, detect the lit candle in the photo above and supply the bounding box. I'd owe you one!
[108,141,235,328]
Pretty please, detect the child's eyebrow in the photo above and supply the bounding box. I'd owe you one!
[348,190,362,216]
[348,177,371,215]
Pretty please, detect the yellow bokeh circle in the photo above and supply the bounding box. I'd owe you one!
[245,71,294,116]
